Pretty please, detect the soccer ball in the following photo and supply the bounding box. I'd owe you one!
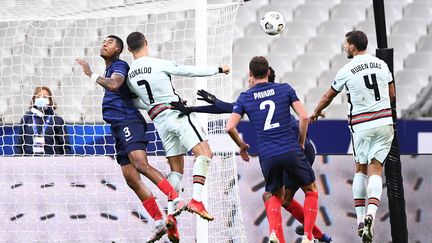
[260,11,285,35]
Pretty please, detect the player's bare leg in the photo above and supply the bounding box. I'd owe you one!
[300,182,319,242]
[183,141,214,221]
[129,150,184,217]
[353,162,368,238]
[362,158,383,243]
[121,164,167,242]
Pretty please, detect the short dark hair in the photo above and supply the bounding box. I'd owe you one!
[268,66,275,83]
[345,30,368,51]
[127,32,146,52]
[107,35,124,54]
[249,56,269,79]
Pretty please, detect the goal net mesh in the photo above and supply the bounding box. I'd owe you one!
[0,0,247,242]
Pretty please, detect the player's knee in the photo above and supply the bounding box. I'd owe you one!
[302,182,317,193]
[262,191,272,202]
[123,174,141,190]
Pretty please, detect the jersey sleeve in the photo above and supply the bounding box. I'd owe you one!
[111,61,129,77]
[332,68,349,92]
[382,62,394,84]
[286,84,300,104]
[162,60,219,77]
[232,95,245,116]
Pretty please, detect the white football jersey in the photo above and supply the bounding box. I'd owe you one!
[127,56,219,112]
[332,53,393,132]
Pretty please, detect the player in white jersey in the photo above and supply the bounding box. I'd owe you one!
[309,30,396,243]
[125,32,230,224]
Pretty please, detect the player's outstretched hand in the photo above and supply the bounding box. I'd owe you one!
[197,89,216,104]
[75,58,92,77]
[220,64,230,74]
[309,111,325,124]
[239,142,250,162]
[170,101,192,117]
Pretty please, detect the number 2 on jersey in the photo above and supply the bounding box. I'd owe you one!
[260,100,280,131]
[363,74,381,101]
[137,79,155,104]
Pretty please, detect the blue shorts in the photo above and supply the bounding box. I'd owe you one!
[260,149,316,193]
[283,141,316,191]
[110,120,148,166]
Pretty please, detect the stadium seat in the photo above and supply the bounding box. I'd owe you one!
[294,53,330,75]
[235,4,257,33]
[307,0,340,7]
[416,34,432,52]
[317,70,338,87]
[293,3,330,26]
[233,37,269,56]
[269,36,305,57]
[403,2,432,23]
[388,34,417,59]
[282,20,317,42]
[281,71,317,99]
[355,20,376,38]
[325,103,347,119]
[391,20,428,40]
[232,54,252,83]
[366,2,403,28]
[317,20,353,37]
[397,85,418,110]
[265,54,294,74]
[306,36,343,56]
[396,69,430,93]
[330,2,367,26]
[272,0,304,7]
[305,87,328,104]
[330,53,349,70]
[404,52,432,74]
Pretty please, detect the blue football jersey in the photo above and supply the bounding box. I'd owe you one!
[102,59,144,123]
[233,82,301,160]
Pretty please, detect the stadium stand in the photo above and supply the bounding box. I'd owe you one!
[231,0,432,119]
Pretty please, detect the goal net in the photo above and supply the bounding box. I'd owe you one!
[0,0,247,242]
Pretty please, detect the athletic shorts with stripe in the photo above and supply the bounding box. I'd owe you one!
[352,124,394,164]
[283,140,316,191]
[153,109,207,157]
[110,120,148,166]
[260,150,316,193]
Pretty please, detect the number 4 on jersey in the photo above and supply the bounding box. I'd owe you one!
[260,100,280,131]
[363,74,381,101]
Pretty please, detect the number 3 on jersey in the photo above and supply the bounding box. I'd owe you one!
[260,100,280,131]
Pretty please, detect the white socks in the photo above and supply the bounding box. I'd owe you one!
[192,156,211,202]
[168,171,183,193]
[366,175,382,219]
[353,172,368,225]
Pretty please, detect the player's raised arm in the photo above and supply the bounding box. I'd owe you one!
[225,112,249,162]
[291,101,309,150]
[76,58,125,91]
[163,61,230,77]
[309,88,338,123]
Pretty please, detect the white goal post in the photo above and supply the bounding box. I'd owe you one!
[0,0,247,242]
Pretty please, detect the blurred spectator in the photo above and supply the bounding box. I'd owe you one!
[14,86,71,155]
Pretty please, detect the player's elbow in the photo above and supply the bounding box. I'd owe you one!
[107,83,121,92]
[225,124,235,133]
[298,114,308,124]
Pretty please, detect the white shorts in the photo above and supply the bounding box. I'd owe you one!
[153,110,207,157]
[352,125,394,164]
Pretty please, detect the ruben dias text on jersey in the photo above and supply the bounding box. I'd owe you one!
[254,89,275,99]
[350,62,382,75]
[129,67,152,79]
